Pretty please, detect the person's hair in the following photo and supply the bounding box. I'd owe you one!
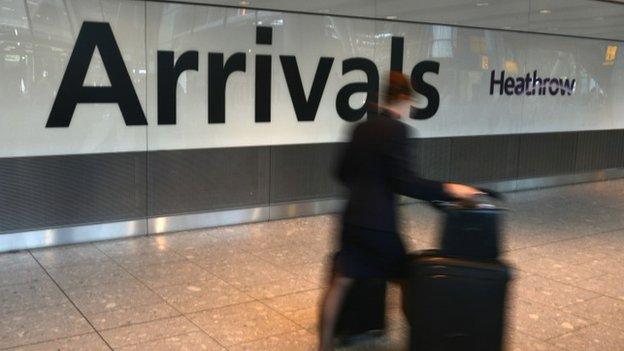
[384,71,412,104]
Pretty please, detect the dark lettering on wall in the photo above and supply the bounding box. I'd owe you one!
[410,60,440,120]
[208,52,246,124]
[504,77,515,95]
[561,78,576,95]
[50,23,447,127]
[255,26,272,122]
[490,70,505,95]
[157,51,198,125]
[490,69,576,97]
[336,58,379,122]
[390,36,404,72]
[46,22,146,127]
[279,56,334,121]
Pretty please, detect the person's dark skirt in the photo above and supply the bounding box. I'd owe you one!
[333,224,408,280]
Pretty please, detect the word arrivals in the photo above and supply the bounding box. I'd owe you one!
[46,22,441,128]
[490,70,576,96]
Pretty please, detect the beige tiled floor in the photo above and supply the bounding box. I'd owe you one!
[2,180,624,350]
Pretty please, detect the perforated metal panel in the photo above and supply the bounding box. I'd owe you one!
[0,153,147,233]
[409,137,452,182]
[575,130,624,172]
[449,134,520,182]
[148,147,270,216]
[518,132,578,178]
[270,143,346,203]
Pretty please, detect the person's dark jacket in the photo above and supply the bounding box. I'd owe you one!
[336,112,451,232]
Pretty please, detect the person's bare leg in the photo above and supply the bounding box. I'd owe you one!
[318,274,355,351]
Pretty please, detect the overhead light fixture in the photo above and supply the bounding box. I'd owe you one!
[476,2,489,6]
[502,26,512,30]
[539,9,551,14]
[240,0,249,6]
[386,15,397,20]
[604,45,618,66]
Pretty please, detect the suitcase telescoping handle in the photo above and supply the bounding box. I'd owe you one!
[431,187,505,210]
[474,187,504,201]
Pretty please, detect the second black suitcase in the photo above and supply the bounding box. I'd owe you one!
[439,204,503,259]
[405,252,511,351]
[335,278,387,338]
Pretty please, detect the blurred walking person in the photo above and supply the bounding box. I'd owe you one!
[318,71,481,351]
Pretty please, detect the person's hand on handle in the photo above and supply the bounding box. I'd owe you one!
[443,183,485,200]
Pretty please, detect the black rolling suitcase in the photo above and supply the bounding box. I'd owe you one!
[335,279,387,341]
[406,191,512,351]
[406,252,511,351]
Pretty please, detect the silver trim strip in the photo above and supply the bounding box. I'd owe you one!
[269,198,346,220]
[2,169,624,252]
[148,206,270,234]
[0,219,147,252]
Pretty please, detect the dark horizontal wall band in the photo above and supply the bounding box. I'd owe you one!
[1,129,623,234]
[0,152,147,233]
[148,146,270,217]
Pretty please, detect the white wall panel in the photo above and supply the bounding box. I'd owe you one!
[0,0,147,158]
[520,34,619,133]
[0,1,622,157]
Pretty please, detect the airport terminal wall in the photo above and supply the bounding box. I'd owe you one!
[0,0,623,250]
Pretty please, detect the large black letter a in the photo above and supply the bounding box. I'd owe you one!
[46,22,146,127]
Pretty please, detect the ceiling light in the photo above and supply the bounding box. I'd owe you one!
[386,15,397,20]
[503,26,511,30]
[539,9,551,14]
[240,0,249,6]
[476,2,489,6]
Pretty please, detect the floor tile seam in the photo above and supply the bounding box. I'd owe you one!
[503,227,624,253]
[104,328,210,350]
[254,295,319,332]
[546,294,609,311]
[512,297,604,326]
[93,246,231,350]
[516,268,612,293]
[512,277,610,308]
[542,321,602,343]
[260,286,324,304]
[109,255,189,269]
[0,331,102,351]
[26,250,115,351]
[63,285,166,301]
[557,312,624,334]
[183,297,267,319]
[241,284,323,301]
[203,263,300,284]
[169,242,255,256]
[194,282,314,337]
[221,329,313,350]
[93,242,226,289]
[75,299,180,322]
[0,299,72,317]
[46,279,146,292]
[512,272,611,304]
